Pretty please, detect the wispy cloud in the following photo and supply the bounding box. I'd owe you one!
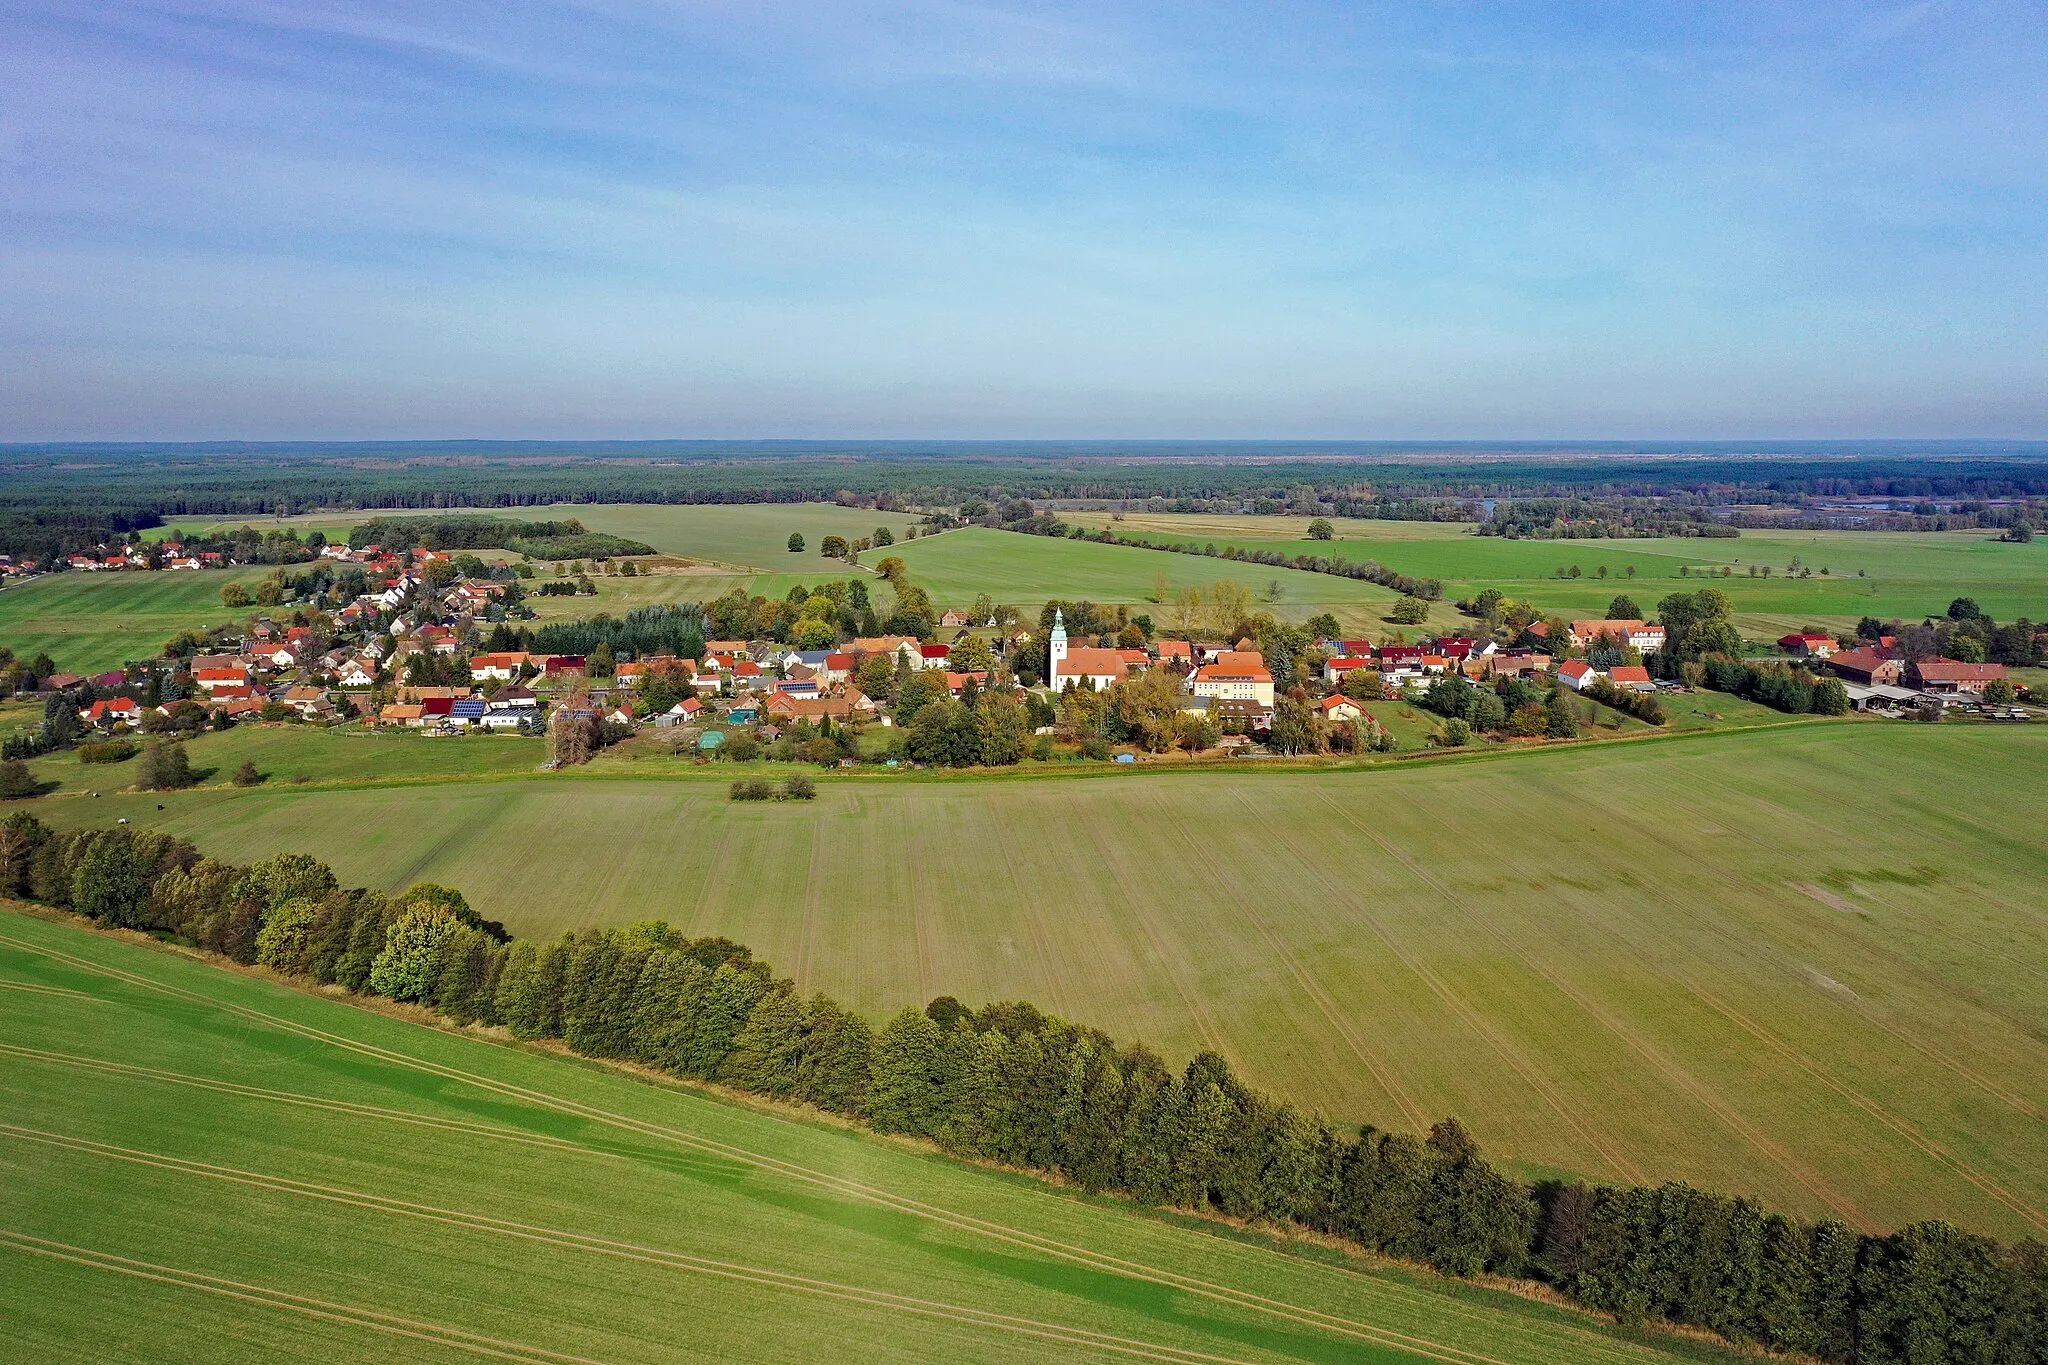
[0,0,2043,437]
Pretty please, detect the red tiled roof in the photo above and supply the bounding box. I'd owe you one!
[1915,660,2007,683]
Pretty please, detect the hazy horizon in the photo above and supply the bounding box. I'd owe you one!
[5,3,2045,441]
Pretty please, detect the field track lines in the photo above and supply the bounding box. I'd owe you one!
[1268,796,1647,1185]
[1555,792,2048,1221]
[1673,981,2048,1235]
[0,1227,609,1365]
[983,795,1074,1017]
[1074,817,1232,1059]
[0,1126,1287,1365]
[1151,789,1429,1134]
[0,978,102,1002]
[0,927,1613,1365]
[0,1042,616,1158]
[1450,791,1873,1228]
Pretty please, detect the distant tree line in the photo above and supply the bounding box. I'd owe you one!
[523,603,709,660]
[4,810,2043,1363]
[11,446,2044,551]
[346,515,654,561]
[1477,498,1741,540]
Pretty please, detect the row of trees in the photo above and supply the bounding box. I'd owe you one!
[993,516,1447,601]
[5,812,2043,1362]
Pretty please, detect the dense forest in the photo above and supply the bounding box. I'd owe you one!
[6,811,2045,1365]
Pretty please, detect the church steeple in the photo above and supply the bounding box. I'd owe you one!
[1048,608,1067,687]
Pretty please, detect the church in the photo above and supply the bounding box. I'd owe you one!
[1046,610,1146,691]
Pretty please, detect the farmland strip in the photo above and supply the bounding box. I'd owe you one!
[0,928,1575,1365]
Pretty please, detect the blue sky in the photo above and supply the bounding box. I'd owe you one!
[2,1,2044,439]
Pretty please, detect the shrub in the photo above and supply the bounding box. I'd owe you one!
[729,778,774,801]
[134,741,194,791]
[1436,718,1472,747]
[78,740,136,764]
[783,773,816,800]
[231,759,265,786]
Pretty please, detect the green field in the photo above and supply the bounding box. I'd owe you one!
[25,725,546,796]
[558,503,925,569]
[886,528,1449,633]
[1064,512,2048,637]
[24,722,2048,1243]
[0,569,272,676]
[169,503,925,570]
[0,906,1719,1364]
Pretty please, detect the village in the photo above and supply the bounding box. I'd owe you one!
[16,533,2035,768]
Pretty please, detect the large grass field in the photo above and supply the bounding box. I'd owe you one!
[557,503,925,569]
[885,528,1451,633]
[22,722,2048,1243]
[0,906,1720,1365]
[1063,512,2048,637]
[25,724,547,796]
[0,569,272,676]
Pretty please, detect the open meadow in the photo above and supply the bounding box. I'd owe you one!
[0,905,1721,1365]
[24,721,2048,1243]
[1062,512,2048,637]
[0,569,272,676]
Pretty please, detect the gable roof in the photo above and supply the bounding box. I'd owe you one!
[1914,659,2008,683]
[1057,646,1136,678]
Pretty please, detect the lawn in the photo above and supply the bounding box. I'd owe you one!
[885,528,1456,634]
[0,907,1710,1365]
[24,721,2048,1243]
[1062,512,2048,638]
[25,723,546,796]
[0,569,273,676]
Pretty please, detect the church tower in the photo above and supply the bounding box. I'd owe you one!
[1048,608,1067,689]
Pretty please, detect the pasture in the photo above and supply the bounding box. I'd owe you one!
[26,722,2048,1242]
[0,907,1706,1365]
[0,569,271,676]
[885,528,1451,633]
[1062,512,2048,637]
